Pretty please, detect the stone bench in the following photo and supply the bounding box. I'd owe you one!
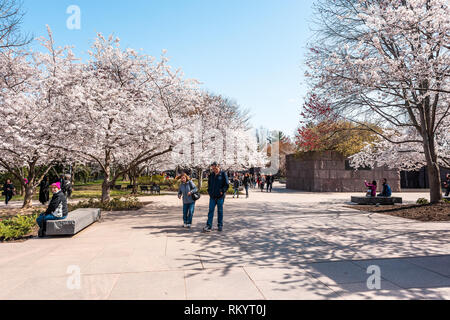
[46,208,101,236]
[351,196,402,205]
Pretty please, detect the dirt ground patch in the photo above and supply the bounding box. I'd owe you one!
[0,206,44,220]
[348,202,450,222]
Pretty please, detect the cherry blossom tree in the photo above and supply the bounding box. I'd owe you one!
[172,92,265,187]
[0,28,78,207]
[0,0,31,51]
[306,0,450,203]
[54,34,199,203]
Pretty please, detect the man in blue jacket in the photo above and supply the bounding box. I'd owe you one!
[378,178,392,197]
[203,162,230,232]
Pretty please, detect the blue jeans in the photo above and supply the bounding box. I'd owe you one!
[36,214,65,230]
[206,197,224,228]
[245,186,249,197]
[233,188,239,197]
[183,202,195,225]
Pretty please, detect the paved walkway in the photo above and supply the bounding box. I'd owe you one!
[1,184,450,300]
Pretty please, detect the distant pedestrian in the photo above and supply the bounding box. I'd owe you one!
[444,174,450,197]
[243,173,250,198]
[266,174,273,193]
[59,174,66,193]
[2,179,15,205]
[177,173,198,229]
[203,162,229,233]
[260,175,266,192]
[36,182,68,237]
[39,176,50,205]
[232,176,240,199]
[63,174,73,199]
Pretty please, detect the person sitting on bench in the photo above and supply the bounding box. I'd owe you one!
[36,182,68,237]
[378,178,392,197]
[364,180,377,197]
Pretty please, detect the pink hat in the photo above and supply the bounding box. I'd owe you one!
[51,182,61,190]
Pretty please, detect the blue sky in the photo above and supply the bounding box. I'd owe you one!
[21,0,315,137]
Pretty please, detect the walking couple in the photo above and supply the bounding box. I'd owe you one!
[178,162,229,233]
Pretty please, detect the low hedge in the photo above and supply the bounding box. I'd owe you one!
[416,198,430,205]
[68,197,144,212]
[0,213,39,241]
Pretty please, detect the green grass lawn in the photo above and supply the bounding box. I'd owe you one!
[0,178,243,203]
[0,180,170,203]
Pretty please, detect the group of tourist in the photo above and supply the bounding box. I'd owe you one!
[230,173,252,199]
[364,174,450,198]
[228,173,276,196]
[177,162,229,232]
[39,175,72,205]
[10,169,450,239]
[2,174,73,206]
[0,174,73,237]
[176,163,281,233]
[364,178,392,198]
[256,174,274,193]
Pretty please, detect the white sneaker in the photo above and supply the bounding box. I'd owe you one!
[183,224,187,228]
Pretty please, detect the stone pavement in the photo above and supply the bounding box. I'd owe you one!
[1,184,450,300]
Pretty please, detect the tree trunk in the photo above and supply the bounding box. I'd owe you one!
[197,168,203,189]
[427,162,442,204]
[101,158,111,203]
[22,184,35,208]
[423,133,442,204]
[131,174,138,195]
[70,163,76,186]
[101,179,111,204]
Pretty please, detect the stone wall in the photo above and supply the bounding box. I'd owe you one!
[286,151,401,192]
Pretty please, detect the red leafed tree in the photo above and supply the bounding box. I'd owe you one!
[296,93,336,152]
[296,93,379,157]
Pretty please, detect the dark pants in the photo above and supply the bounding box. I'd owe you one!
[266,183,272,192]
[245,185,249,197]
[206,197,224,228]
[5,192,13,205]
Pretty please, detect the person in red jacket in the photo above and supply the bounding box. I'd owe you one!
[364,180,377,197]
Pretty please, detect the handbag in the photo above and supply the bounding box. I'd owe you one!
[189,180,201,201]
[191,191,201,201]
